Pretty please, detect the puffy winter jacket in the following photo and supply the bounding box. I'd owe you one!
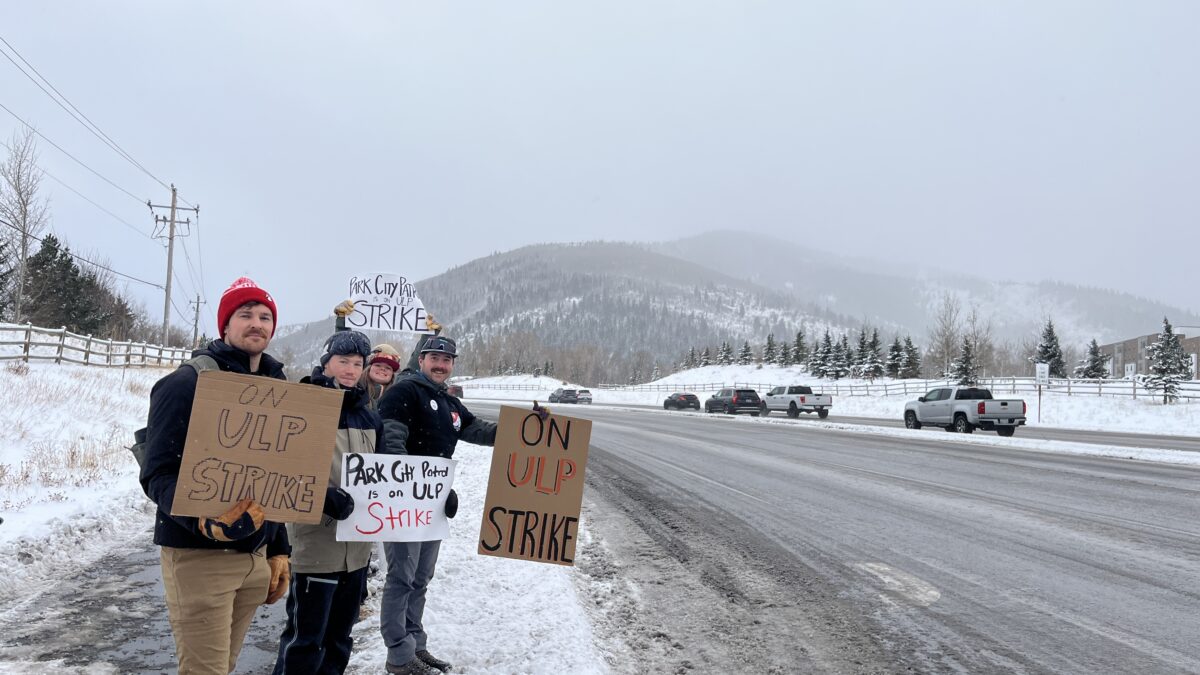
[377,372,497,457]
[139,339,291,557]
[287,369,385,574]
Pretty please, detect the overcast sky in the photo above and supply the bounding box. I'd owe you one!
[3,1,1197,330]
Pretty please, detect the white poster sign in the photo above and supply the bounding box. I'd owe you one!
[336,453,457,542]
[346,273,433,333]
[1035,363,1050,386]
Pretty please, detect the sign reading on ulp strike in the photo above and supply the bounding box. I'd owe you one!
[477,406,591,566]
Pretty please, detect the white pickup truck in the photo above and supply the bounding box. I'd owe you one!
[761,385,832,419]
[904,386,1026,436]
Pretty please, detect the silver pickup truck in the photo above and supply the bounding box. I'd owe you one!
[761,385,832,418]
[903,386,1026,436]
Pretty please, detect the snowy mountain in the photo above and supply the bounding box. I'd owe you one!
[271,236,1197,383]
[652,231,1200,346]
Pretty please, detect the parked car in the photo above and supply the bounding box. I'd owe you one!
[549,388,579,404]
[447,383,464,398]
[904,386,1026,436]
[761,385,832,419]
[576,389,593,404]
[663,393,701,410]
[704,388,762,415]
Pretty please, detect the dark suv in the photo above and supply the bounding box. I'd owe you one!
[663,393,701,410]
[705,388,761,415]
[549,388,578,403]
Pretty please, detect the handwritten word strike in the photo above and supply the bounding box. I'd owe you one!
[480,507,578,564]
[355,502,433,535]
[189,459,317,513]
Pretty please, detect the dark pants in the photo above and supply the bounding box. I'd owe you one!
[272,568,369,675]
[380,540,441,666]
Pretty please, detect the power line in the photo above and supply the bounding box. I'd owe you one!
[0,98,145,203]
[0,216,164,289]
[0,36,171,195]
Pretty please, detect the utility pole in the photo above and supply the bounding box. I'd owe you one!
[190,294,206,348]
[148,185,199,345]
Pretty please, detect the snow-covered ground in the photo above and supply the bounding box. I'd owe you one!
[0,362,604,673]
[458,365,1200,437]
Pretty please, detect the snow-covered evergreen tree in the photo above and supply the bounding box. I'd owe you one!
[651,363,661,381]
[1034,318,1067,378]
[699,346,713,367]
[900,336,922,378]
[862,329,885,380]
[1073,339,1110,379]
[949,335,979,385]
[885,336,904,378]
[810,330,832,378]
[717,341,734,366]
[1145,317,1192,403]
[830,335,852,379]
[737,340,754,365]
[762,333,777,365]
[792,330,808,369]
[775,338,791,366]
[852,328,869,377]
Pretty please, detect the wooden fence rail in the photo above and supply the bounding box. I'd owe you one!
[0,322,190,369]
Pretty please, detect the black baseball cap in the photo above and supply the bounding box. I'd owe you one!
[420,336,458,358]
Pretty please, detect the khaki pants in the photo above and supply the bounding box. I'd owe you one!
[161,546,271,675]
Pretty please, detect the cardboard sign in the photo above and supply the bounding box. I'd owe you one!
[477,406,591,566]
[346,272,433,333]
[170,371,343,524]
[337,453,457,542]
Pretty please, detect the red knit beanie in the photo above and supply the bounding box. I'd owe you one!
[369,351,401,372]
[217,277,278,337]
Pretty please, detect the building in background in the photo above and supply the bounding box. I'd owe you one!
[1099,333,1200,379]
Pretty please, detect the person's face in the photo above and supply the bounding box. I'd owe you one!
[367,362,394,385]
[420,352,455,384]
[224,303,274,356]
[324,354,364,388]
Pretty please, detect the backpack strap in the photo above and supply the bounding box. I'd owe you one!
[184,354,219,374]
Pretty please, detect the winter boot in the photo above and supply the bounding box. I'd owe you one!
[416,649,453,672]
[385,658,439,675]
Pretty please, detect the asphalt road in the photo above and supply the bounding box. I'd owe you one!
[474,401,1200,674]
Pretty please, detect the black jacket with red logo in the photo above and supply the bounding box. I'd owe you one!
[377,372,496,456]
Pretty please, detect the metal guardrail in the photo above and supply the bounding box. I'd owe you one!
[0,322,190,368]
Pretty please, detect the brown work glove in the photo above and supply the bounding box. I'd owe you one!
[200,498,265,542]
[265,555,290,604]
[426,312,442,334]
[333,299,355,318]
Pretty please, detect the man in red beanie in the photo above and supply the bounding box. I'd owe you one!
[139,276,292,674]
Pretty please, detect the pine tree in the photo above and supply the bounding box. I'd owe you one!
[685,346,697,369]
[862,329,885,380]
[1034,318,1067,378]
[775,338,791,366]
[718,341,734,366]
[699,346,713,367]
[762,333,777,365]
[1145,317,1192,403]
[949,335,979,385]
[651,363,661,381]
[792,330,808,368]
[810,330,832,378]
[885,336,904,378]
[830,335,851,379]
[852,328,869,377]
[737,340,754,365]
[1074,339,1110,379]
[900,336,922,378]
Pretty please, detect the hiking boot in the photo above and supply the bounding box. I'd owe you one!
[417,649,453,672]
[385,659,439,675]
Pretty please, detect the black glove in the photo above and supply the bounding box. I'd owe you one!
[323,487,355,520]
[444,489,458,519]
